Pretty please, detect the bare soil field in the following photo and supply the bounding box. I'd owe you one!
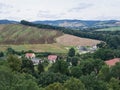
[56,34,101,46]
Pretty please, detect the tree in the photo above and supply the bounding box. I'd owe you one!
[0,52,4,57]
[64,77,85,90]
[80,72,108,90]
[38,62,44,74]
[98,65,111,82]
[6,47,15,55]
[38,72,68,87]
[7,55,22,71]
[108,78,120,90]
[71,56,79,66]
[49,60,69,75]
[110,62,120,80]
[0,71,39,90]
[68,48,75,57]
[80,59,104,75]
[21,58,34,74]
[70,66,82,78]
[45,82,65,90]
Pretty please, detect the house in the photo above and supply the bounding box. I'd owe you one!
[105,58,120,67]
[31,58,42,65]
[48,55,57,63]
[25,53,35,59]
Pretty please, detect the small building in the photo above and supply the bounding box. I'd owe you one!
[105,58,120,67]
[31,58,42,65]
[25,53,35,59]
[48,55,57,63]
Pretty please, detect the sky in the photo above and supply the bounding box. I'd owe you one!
[0,0,120,21]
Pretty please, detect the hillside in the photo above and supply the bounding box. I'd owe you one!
[56,34,101,46]
[33,20,120,29]
[0,24,63,44]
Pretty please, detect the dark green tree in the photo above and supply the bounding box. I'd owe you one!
[45,82,65,90]
[49,60,69,75]
[38,62,44,74]
[38,72,68,87]
[70,66,82,78]
[64,77,86,90]
[68,48,75,57]
[71,56,79,66]
[21,58,34,74]
[7,55,22,71]
[108,78,120,90]
[80,72,108,90]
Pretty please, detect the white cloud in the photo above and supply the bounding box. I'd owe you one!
[0,0,120,20]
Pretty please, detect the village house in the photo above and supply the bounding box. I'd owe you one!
[25,53,36,59]
[48,55,57,63]
[105,58,120,67]
[77,45,98,54]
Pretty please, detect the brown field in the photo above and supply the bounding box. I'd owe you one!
[56,34,101,46]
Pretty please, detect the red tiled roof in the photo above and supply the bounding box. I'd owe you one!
[105,58,120,67]
[25,53,35,58]
[48,55,57,61]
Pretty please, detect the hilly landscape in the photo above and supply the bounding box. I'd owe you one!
[1,19,120,30]
[33,20,120,29]
[0,23,101,52]
[0,24,63,44]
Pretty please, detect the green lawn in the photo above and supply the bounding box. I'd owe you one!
[0,44,68,53]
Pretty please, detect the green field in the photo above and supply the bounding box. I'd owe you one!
[0,44,68,53]
[96,26,120,31]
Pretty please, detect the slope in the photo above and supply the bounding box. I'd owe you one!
[0,24,63,44]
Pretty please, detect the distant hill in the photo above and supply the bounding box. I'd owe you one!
[0,24,62,44]
[33,20,120,29]
[0,20,18,24]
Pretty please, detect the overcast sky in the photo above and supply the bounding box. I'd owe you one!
[0,0,120,21]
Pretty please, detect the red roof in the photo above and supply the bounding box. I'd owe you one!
[48,55,57,61]
[105,58,120,67]
[25,53,35,58]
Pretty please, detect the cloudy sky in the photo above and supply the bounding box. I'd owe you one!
[0,0,120,21]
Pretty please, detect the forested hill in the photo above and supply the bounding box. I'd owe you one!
[20,20,120,49]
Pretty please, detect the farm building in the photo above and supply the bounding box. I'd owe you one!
[25,53,35,59]
[105,58,120,67]
[48,55,57,63]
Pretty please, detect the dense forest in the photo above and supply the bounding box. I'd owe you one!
[0,46,120,90]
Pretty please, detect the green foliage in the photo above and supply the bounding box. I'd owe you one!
[80,72,108,90]
[0,51,4,57]
[49,60,69,74]
[71,56,79,66]
[68,48,75,57]
[7,55,22,71]
[70,66,82,78]
[64,77,86,90]
[45,82,64,90]
[108,78,120,90]
[110,62,120,79]
[80,59,104,75]
[6,47,15,55]
[0,71,39,90]
[38,72,68,87]
[94,49,115,60]
[21,58,34,74]
[98,65,111,82]
[38,62,44,74]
